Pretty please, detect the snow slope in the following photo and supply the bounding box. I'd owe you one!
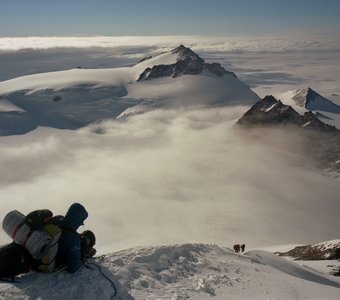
[1,244,339,300]
[279,87,340,128]
[0,46,259,135]
[276,239,340,260]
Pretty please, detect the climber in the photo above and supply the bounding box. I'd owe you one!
[233,244,240,253]
[241,244,245,252]
[55,203,89,273]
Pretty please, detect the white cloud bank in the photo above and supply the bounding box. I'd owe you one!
[1,36,340,53]
[0,107,339,254]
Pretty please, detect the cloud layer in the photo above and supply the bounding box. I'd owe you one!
[1,107,339,253]
[1,36,340,53]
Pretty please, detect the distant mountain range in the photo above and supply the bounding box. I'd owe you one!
[0,45,259,136]
[276,239,340,261]
[0,45,339,178]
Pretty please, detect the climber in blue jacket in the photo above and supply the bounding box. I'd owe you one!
[56,203,88,273]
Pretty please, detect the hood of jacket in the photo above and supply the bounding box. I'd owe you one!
[65,203,88,230]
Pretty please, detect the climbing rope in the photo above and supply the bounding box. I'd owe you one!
[2,262,117,299]
[85,261,117,299]
[3,266,67,300]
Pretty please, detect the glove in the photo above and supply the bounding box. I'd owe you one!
[87,248,97,258]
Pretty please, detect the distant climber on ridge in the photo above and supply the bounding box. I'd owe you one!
[241,244,245,252]
[233,244,240,253]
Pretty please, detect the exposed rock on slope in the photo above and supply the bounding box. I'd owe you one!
[236,96,340,177]
[0,45,259,136]
[138,45,236,81]
[236,95,337,132]
[279,87,340,128]
[276,240,340,260]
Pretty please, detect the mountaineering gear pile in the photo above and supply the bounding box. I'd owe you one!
[56,203,88,273]
[2,210,53,259]
[1,203,89,279]
[2,209,62,273]
[0,242,33,280]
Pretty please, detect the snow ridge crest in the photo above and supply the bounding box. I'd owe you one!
[138,45,236,81]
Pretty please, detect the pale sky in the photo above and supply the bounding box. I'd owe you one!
[1,0,340,37]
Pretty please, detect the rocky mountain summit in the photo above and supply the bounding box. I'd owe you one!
[236,95,338,132]
[236,96,340,177]
[138,45,236,81]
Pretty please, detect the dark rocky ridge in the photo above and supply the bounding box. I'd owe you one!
[236,96,340,177]
[276,241,340,260]
[237,95,337,132]
[276,241,340,276]
[138,45,236,81]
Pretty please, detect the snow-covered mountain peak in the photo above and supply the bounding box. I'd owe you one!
[292,87,326,108]
[237,95,338,132]
[171,44,204,62]
[278,87,340,128]
[0,46,259,135]
[236,96,340,176]
[137,45,236,81]
[281,87,340,113]
[237,95,300,125]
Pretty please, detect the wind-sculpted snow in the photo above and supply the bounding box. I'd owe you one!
[0,261,133,300]
[98,244,340,299]
[2,244,339,299]
[246,250,340,288]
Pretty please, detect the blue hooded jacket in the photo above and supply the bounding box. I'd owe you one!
[56,203,88,273]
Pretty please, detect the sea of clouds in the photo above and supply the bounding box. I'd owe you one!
[0,36,339,253]
[0,107,339,253]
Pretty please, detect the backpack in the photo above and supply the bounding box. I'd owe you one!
[0,242,33,280]
[25,209,53,231]
[2,209,62,273]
